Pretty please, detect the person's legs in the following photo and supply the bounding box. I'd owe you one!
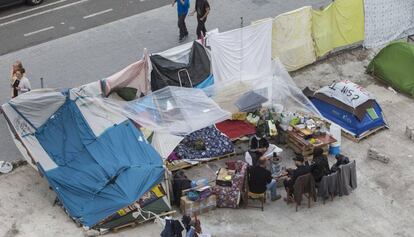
[182,14,188,36]
[196,19,202,39]
[201,18,207,37]
[283,179,294,202]
[178,15,185,39]
[266,179,280,200]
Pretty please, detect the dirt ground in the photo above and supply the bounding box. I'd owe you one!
[1,47,414,237]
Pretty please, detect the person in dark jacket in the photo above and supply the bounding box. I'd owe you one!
[190,0,210,39]
[310,147,330,183]
[248,157,281,201]
[330,154,350,173]
[249,130,269,151]
[282,155,311,202]
[248,130,268,166]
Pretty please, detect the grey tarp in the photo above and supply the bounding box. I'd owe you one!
[150,42,211,91]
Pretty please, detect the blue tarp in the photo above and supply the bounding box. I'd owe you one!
[310,98,386,137]
[34,97,164,227]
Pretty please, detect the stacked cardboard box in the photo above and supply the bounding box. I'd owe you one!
[180,195,217,216]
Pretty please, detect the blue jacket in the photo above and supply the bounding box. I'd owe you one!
[177,0,190,16]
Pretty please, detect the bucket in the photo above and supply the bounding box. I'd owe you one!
[329,123,341,155]
[329,145,341,155]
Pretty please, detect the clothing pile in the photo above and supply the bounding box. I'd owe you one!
[160,215,203,237]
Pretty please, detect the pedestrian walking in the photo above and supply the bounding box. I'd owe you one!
[10,60,23,98]
[14,68,31,96]
[190,0,210,39]
[172,0,190,42]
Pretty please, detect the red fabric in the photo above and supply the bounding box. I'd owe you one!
[216,120,256,140]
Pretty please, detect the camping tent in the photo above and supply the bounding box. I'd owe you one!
[1,87,170,229]
[305,80,387,138]
[150,41,212,91]
[367,42,414,97]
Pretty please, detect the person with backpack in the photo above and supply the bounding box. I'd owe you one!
[310,147,330,183]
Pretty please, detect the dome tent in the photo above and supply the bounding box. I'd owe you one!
[305,80,388,141]
[367,42,414,97]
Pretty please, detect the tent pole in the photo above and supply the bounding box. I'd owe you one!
[240,17,244,82]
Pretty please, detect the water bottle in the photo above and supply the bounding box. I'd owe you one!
[191,178,209,188]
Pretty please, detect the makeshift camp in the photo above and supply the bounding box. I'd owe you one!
[150,41,212,91]
[367,42,414,97]
[1,88,171,231]
[305,80,388,141]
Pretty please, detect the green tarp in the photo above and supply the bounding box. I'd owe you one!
[367,42,414,97]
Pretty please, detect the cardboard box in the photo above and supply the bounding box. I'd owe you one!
[180,195,216,216]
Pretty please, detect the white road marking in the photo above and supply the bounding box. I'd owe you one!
[83,8,113,19]
[0,0,67,21]
[24,26,55,37]
[0,0,89,28]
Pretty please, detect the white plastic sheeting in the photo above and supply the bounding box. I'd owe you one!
[103,86,231,135]
[209,20,273,84]
[364,0,414,48]
[271,59,321,116]
[316,80,373,108]
[151,131,183,159]
[204,58,319,116]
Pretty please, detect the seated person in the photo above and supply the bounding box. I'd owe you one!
[249,131,282,161]
[248,157,281,201]
[330,154,350,173]
[249,131,269,151]
[247,148,266,167]
[247,131,268,166]
[310,147,330,183]
[282,155,311,202]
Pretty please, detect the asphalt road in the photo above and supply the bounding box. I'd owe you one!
[0,0,170,56]
[0,0,331,162]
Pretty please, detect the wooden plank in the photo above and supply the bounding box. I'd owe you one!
[112,210,176,232]
[342,125,387,143]
[167,152,236,172]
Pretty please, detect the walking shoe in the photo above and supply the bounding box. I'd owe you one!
[180,35,188,42]
[271,194,282,201]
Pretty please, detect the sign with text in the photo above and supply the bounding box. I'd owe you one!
[317,80,373,108]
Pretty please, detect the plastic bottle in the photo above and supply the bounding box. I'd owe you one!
[191,178,209,188]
